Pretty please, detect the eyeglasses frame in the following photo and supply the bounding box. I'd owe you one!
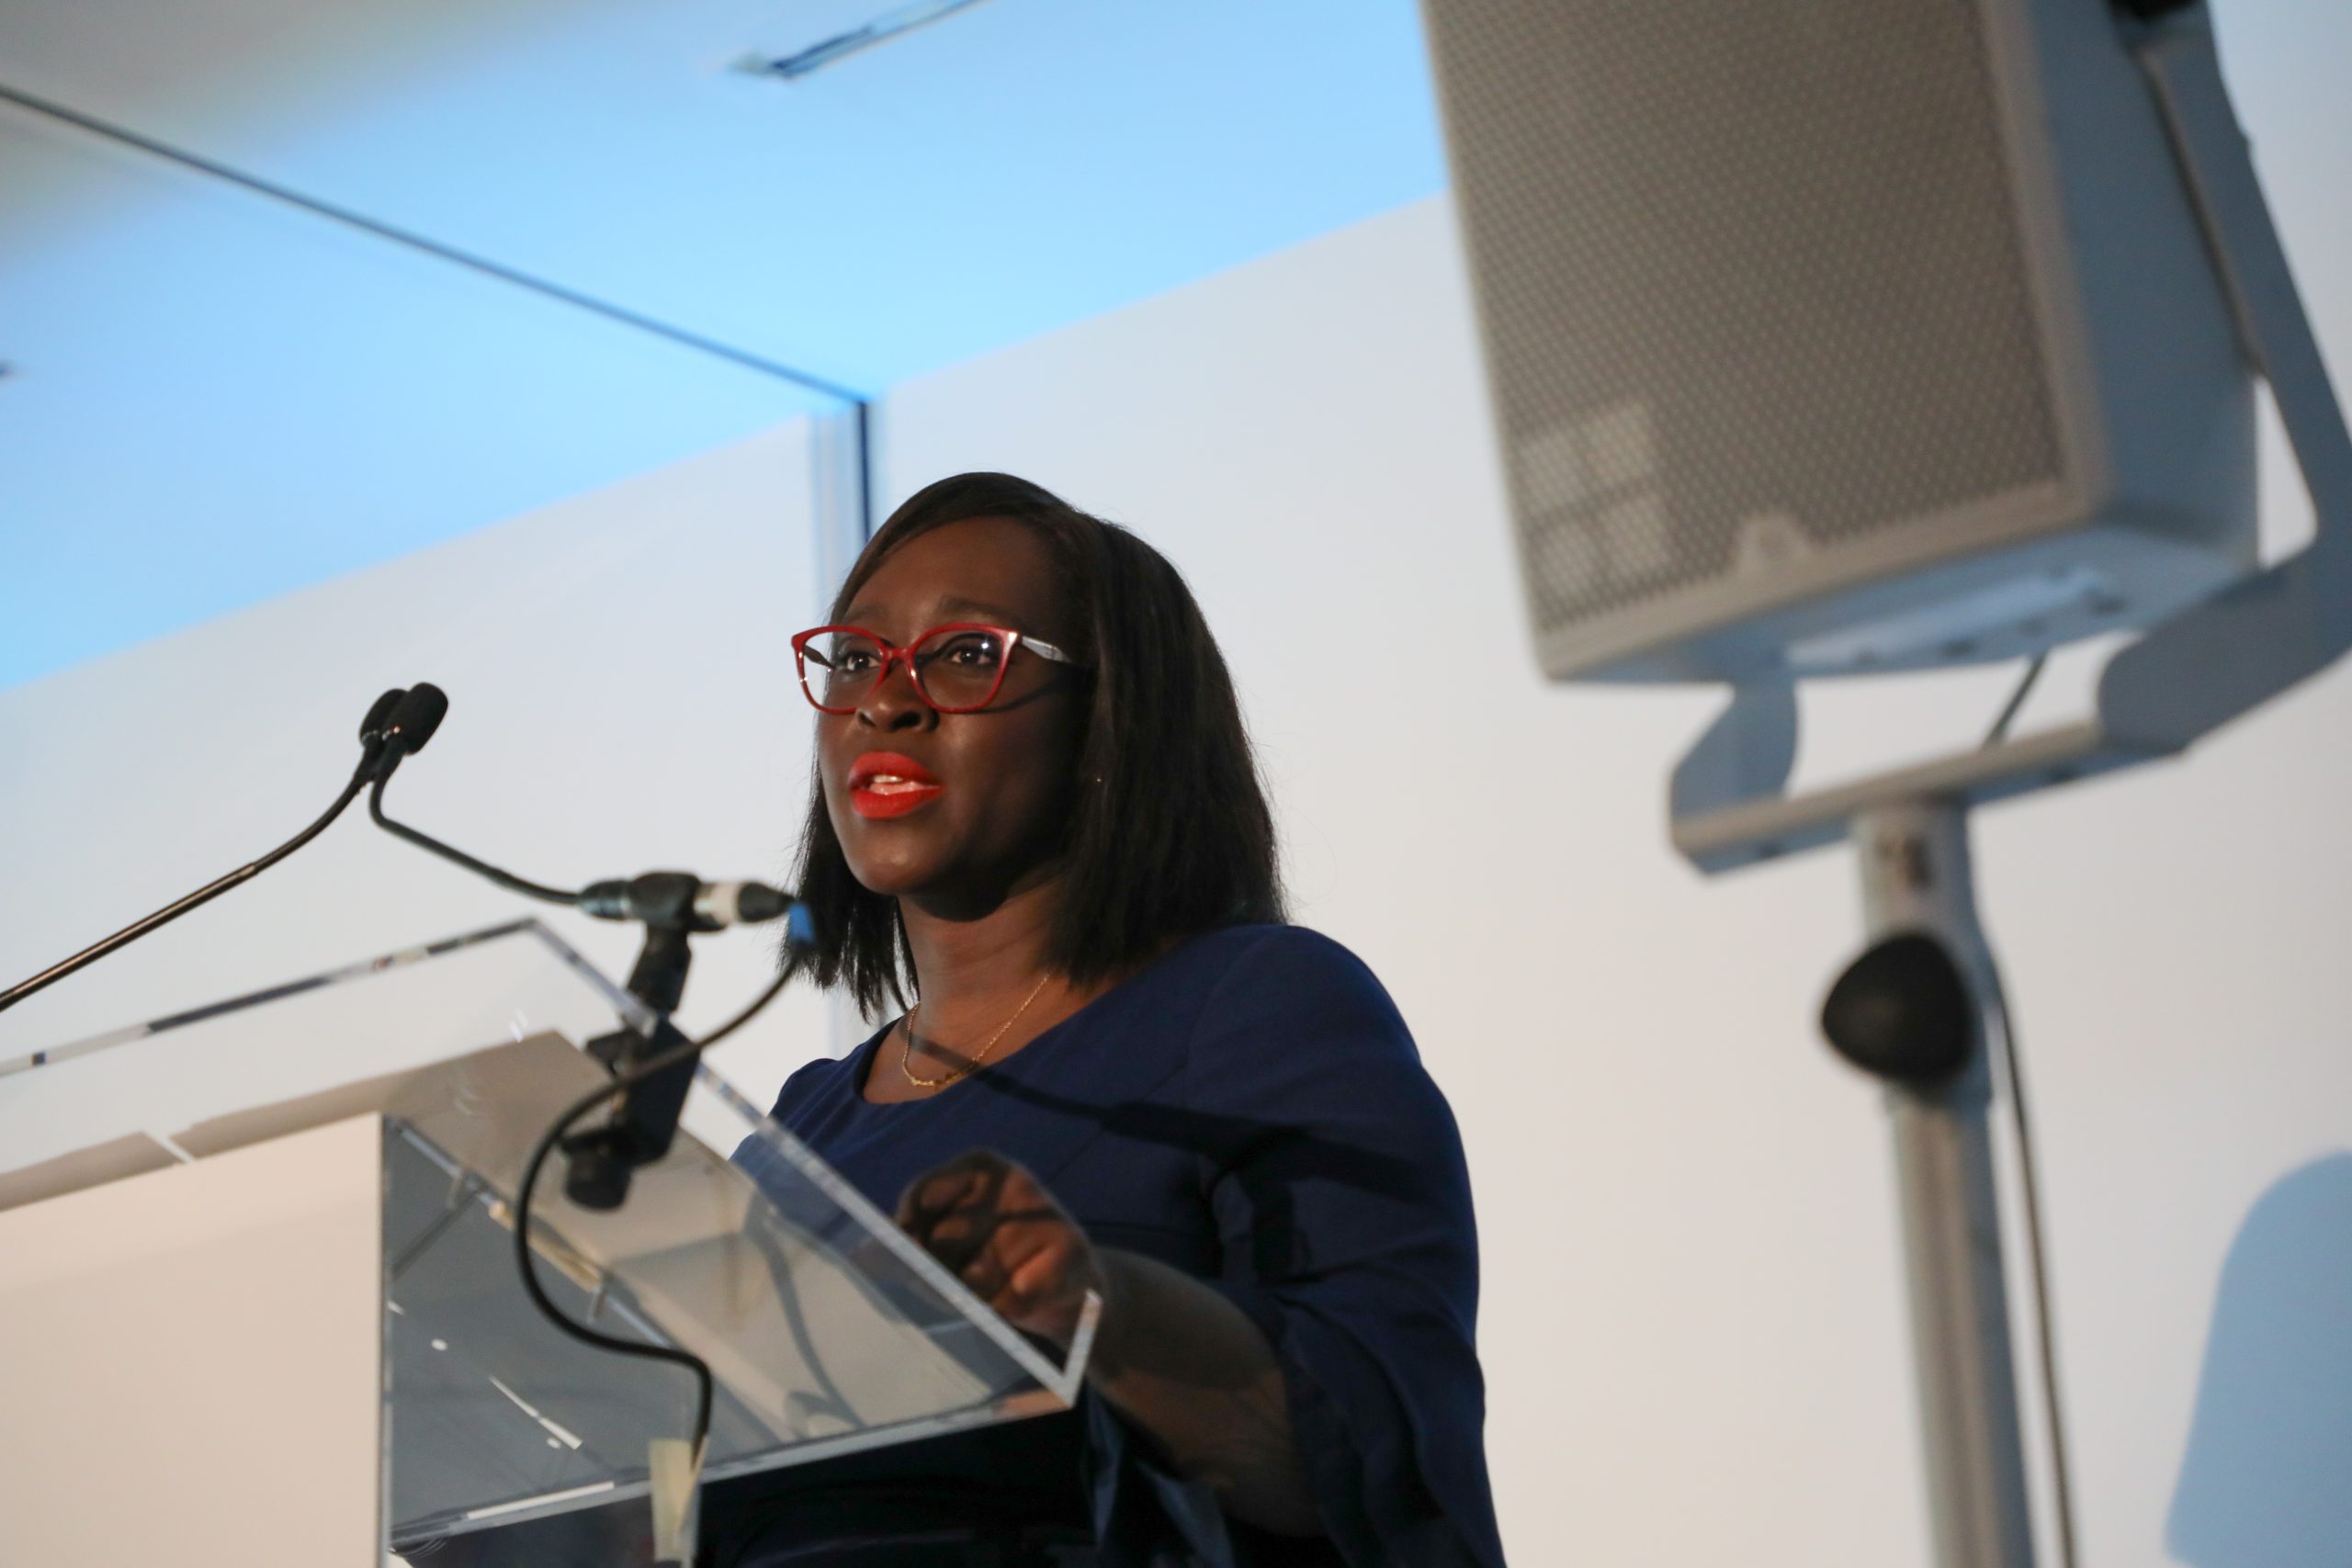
[789,622,1084,716]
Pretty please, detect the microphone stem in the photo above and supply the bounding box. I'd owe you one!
[366,779,580,907]
[0,766,370,1016]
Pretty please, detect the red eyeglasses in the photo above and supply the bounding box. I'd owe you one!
[790,623,1084,715]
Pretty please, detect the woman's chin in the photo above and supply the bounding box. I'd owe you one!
[844,856,933,899]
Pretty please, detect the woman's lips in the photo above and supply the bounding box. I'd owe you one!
[852,780,944,819]
[847,752,944,820]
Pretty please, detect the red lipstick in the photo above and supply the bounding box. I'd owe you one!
[846,751,944,819]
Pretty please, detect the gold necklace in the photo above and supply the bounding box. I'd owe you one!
[898,972,1054,1089]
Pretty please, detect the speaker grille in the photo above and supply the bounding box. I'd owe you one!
[1427,0,2069,651]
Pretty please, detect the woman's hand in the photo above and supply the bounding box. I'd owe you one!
[898,1147,1322,1534]
[896,1149,1105,1348]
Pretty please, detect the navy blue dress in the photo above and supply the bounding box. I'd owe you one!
[714,924,1504,1567]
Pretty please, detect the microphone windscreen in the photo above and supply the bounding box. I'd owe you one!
[733,883,792,923]
[359,688,406,742]
[391,683,449,754]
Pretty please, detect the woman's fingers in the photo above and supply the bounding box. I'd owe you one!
[897,1150,1099,1339]
[1000,1228,1082,1315]
[960,1206,1057,1299]
[896,1154,1001,1228]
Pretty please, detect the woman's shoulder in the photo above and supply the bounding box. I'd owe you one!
[1158,924,1465,1184]
[1115,922,1399,1032]
[1159,920,1391,997]
[763,1022,887,1125]
[1149,922,1421,1070]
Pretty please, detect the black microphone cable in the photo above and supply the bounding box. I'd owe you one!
[506,949,803,1565]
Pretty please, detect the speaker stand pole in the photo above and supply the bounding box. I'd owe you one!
[1852,799,2037,1568]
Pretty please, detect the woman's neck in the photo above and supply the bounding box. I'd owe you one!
[898,874,1064,1028]
[861,875,1104,1103]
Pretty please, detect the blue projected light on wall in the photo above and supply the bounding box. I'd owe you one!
[0,0,1447,691]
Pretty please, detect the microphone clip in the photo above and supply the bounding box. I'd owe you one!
[563,919,702,1210]
[566,1015,700,1211]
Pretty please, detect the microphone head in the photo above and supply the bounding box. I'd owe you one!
[359,688,407,745]
[386,683,448,757]
[697,879,793,927]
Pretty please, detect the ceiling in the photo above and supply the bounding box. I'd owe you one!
[0,0,1446,687]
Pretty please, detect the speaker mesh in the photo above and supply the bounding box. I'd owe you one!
[1427,0,2068,647]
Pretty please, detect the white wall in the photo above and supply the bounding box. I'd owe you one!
[874,141,2352,1568]
[0,420,846,1139]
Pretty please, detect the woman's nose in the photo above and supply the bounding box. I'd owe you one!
[858,656,933,729]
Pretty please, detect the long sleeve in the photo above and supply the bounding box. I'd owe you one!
[1151,927,1504,1566]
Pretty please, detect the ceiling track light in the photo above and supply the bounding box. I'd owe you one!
[732,0,998,81]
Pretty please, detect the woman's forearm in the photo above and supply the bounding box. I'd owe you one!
[894,1154,1324,1534]
[1077,1247,1323,1536]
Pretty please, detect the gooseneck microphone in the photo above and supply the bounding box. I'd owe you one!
[359,687,811,1211]
[579,873,799,931]
[0,686,430,1017]
[360,688,799,938]
[357,681,810,1532]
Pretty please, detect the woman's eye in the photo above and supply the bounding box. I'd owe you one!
[934,637,1001,668]
[834,649,877,673]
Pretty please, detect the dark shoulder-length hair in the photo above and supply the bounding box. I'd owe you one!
[791,472,1285,1014]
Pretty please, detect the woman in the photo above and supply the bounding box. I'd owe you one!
[711,473,1502,1566]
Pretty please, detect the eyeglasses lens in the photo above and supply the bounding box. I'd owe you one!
[805,628,1008,711]
[805,631,880,710]
[912,627,1007,709]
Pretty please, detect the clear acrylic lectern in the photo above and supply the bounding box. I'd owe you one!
[0,921,1091,1564]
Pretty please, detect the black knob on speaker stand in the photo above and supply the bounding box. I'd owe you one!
[1820,931,1977,1084]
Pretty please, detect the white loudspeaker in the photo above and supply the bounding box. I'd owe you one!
[1422,0,2256,682]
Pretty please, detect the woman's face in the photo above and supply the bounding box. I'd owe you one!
[814,515,1085,912]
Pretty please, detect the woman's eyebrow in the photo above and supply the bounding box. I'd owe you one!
[937,595,1028,624]
[835,595,1029,627]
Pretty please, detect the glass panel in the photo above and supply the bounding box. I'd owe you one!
[0,922,1087,1559]
[803,628,886,710]
[380,1032,1081,1551]
[0,920,650,1181]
